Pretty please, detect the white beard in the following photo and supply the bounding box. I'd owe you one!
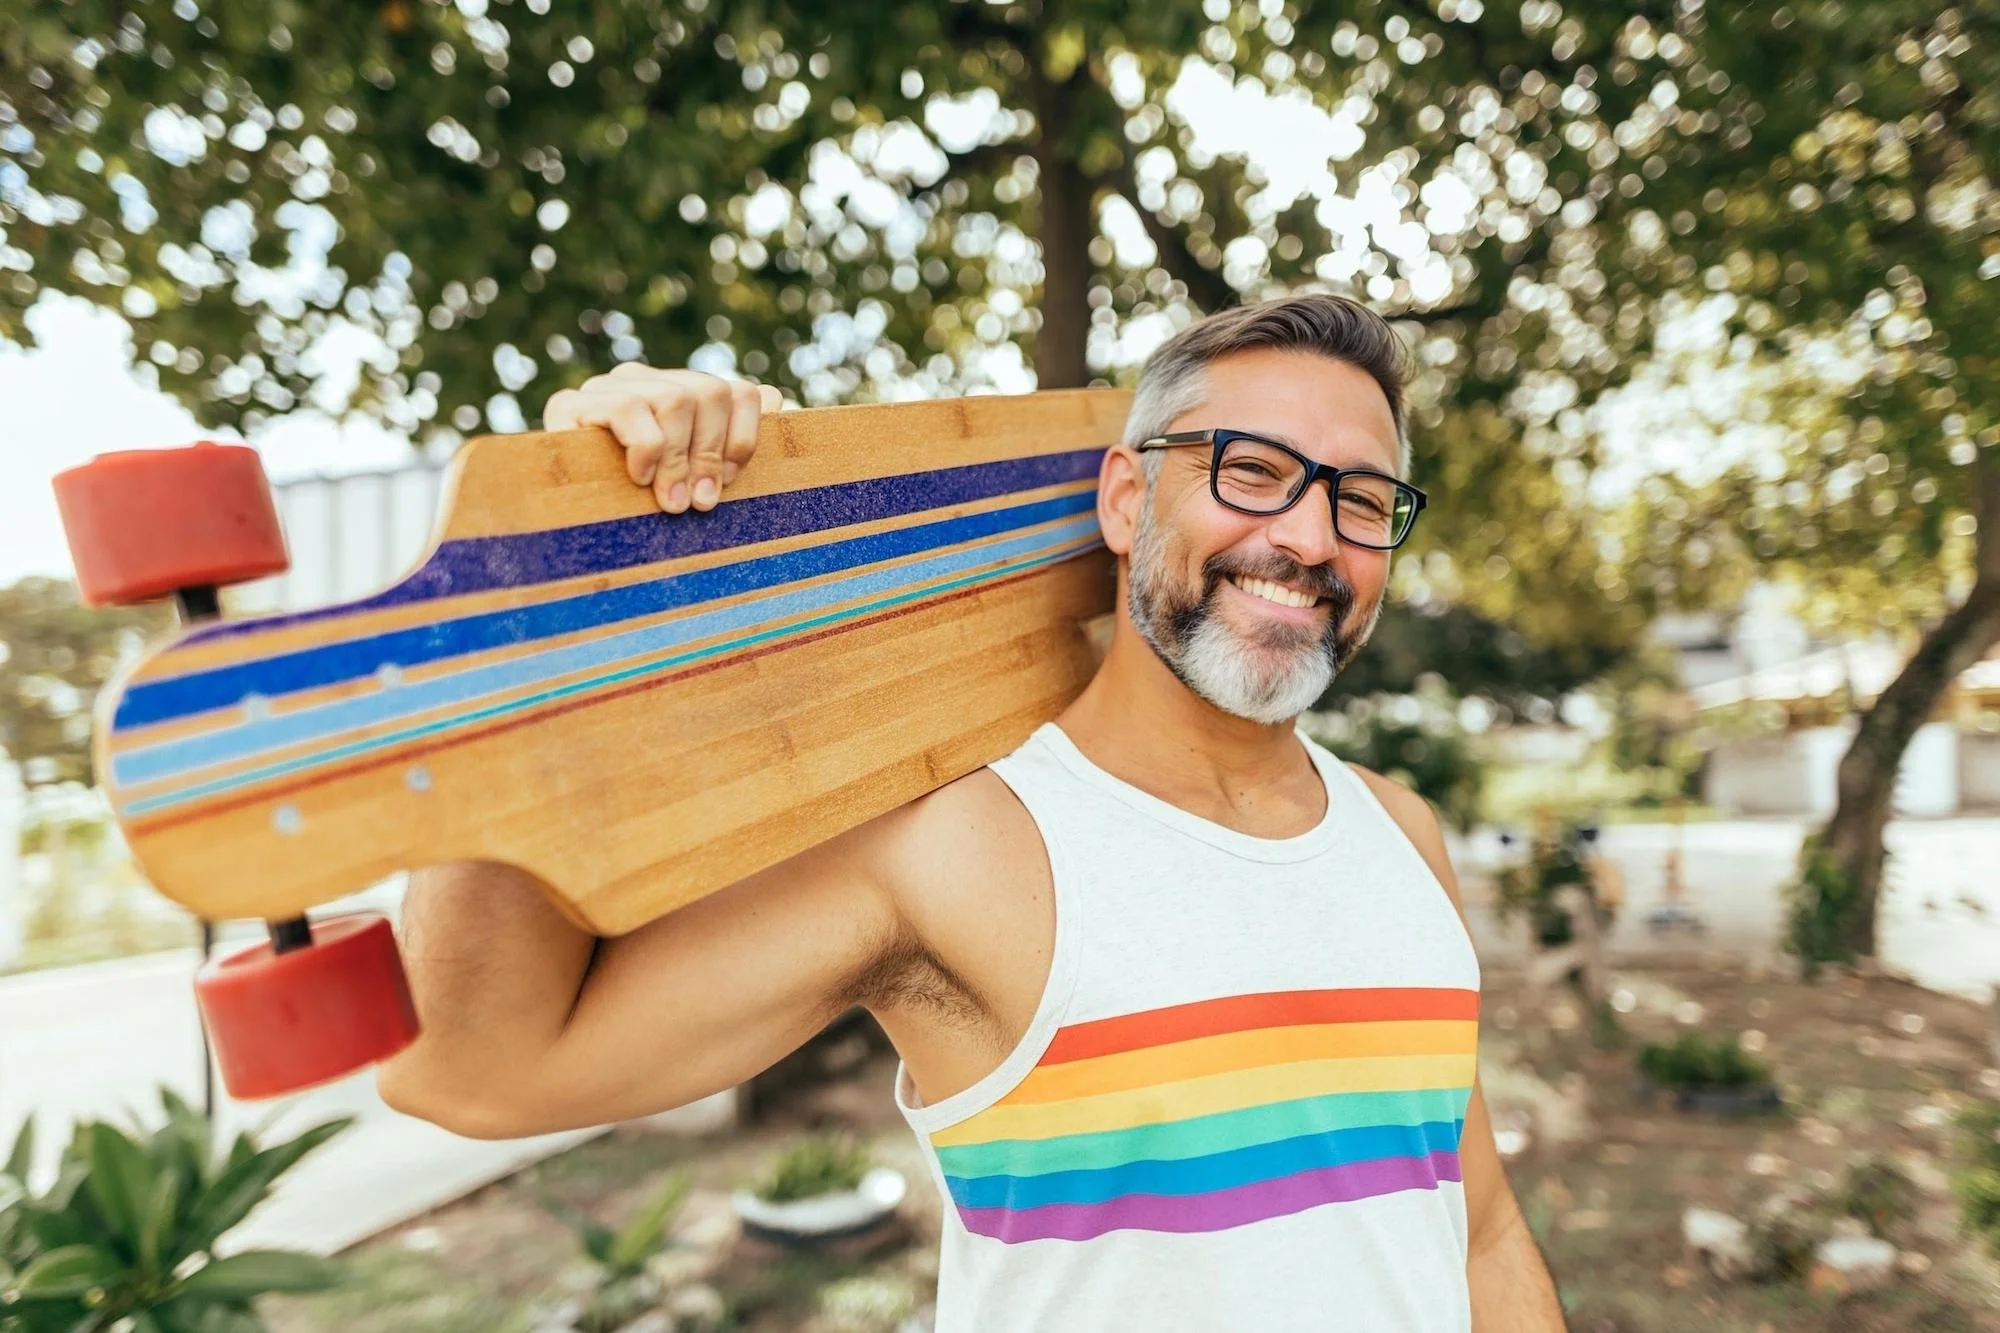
[1127,500,1354,726]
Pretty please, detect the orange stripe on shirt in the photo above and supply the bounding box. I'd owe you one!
[1041,986,1482,1066]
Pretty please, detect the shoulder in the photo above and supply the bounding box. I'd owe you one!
[862,765,1047,926]
[1342,761,1463,911]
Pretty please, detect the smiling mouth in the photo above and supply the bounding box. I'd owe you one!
[1226,575,1324,611]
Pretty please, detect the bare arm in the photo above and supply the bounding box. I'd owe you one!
[1354,767,1567,1331]
[379,822,905,1138]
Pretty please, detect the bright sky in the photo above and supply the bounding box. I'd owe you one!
[0,64,1744,586]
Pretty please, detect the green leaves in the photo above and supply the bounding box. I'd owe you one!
[13,1241,127,1297]
[604,1171,690,1278]
[172,1249,346,1299]
[539,1167,691,1289]
[178,1116,352,1259]
[0,1091,352,1328]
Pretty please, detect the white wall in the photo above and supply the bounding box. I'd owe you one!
[230,463,449,614]
[1704,720,1966,817]
[1961,733,2000,811]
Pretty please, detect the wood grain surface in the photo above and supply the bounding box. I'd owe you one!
[93,390,1128,932]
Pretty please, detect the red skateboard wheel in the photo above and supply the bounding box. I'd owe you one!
[53,442,289,607]
[195,913,421,1101]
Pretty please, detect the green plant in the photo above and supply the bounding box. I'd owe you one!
[1837,1158,1916,1238]
[1636,1032,1772,1092]
[1786,830,1864,976]
[538,1169,691,1333]
[1954,1099,2000,1253]
[755,1134,871,1205]
[0,1088,350,1332]
[1488,821,1601,950]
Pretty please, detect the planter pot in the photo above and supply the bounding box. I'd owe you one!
[731,1167,907,1248]
[1638,1077,1783,1116]
[1675,1082,1782,1115]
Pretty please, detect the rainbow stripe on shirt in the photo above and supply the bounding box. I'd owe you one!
[929,986,1480,1244]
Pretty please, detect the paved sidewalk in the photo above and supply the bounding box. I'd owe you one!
[1454,816,2000,1001]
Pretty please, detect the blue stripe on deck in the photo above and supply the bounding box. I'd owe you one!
[113,490,1100,733]
[188,448,1107,642]
[121,531,1102,816]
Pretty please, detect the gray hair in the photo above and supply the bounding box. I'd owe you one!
[1122,294,1413,480]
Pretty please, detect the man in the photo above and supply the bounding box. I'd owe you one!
[379,294,1567,1331]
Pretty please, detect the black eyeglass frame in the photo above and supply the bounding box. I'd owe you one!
[1134,428,1429,551]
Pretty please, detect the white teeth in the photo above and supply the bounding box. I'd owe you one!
[1232,576,1317,610]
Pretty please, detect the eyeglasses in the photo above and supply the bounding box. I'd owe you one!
[1135,428,1428,551]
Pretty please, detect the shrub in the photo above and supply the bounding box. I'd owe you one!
[0,1088,350,1332]
[1489,819,1602,950]
[755,1133,871,1205]
[1786,829,1862,976]
[1636,1032,1772,1092]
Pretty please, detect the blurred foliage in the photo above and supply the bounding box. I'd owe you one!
[0,1089,350,1333]
[1589,640,1701,782]
[1478,753,1690,828]
[536,1168,691,1333]
[1487,815,1601,948]
[0,578,166,787]
[1835,1157,1916,1240]
[1635,1030,1772,1092]
[1304,679,1485,834]
[1327,602,1629,718]
[1786,826,1863,975]
[3,0,1760,666]
[754,1132,871,1205]
[1956,1098,2000,1255]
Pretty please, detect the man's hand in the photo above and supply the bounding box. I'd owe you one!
[542,365,783,515]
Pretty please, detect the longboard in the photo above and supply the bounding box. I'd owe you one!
[91,390,1126,935]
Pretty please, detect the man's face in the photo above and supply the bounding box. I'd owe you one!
[1125,347,1401,725]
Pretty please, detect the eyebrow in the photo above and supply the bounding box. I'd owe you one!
[1240,428,1400,476]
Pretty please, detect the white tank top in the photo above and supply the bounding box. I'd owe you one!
[894,722,1482,1332]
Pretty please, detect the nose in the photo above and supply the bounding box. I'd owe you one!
[1261,477,1341,568]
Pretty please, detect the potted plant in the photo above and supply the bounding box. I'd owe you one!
[731,1133,905,1248]
[1636,1031,1783,1115]
[0,1087,350,1332]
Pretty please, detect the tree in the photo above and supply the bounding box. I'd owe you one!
[0,578,165,788]
[1575,2,2000,962]
[4,0,1678,667]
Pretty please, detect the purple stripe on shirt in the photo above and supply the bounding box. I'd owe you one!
[956,1149,1462,1245]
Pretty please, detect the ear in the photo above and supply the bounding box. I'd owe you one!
[1097,444,1147,558]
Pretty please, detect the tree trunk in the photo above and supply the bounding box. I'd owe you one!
[1030,70,1093,390]
[1820,444,2000,957]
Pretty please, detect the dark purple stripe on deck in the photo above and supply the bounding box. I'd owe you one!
[188,448,1105,644]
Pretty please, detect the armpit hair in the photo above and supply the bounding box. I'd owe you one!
[839,915,992,1035]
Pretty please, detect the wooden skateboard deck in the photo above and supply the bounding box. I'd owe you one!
[95,390,1127,934]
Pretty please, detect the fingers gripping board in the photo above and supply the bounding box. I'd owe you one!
[97,390,1127,934]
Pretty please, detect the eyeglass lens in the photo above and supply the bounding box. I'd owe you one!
[1214,435,1415,547]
